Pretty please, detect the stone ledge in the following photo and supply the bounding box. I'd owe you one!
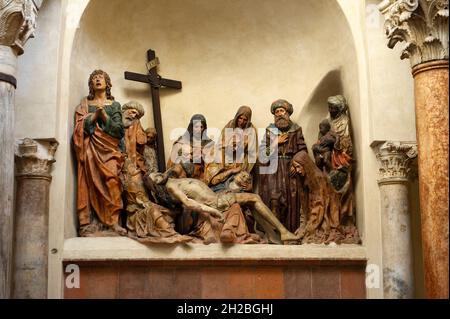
[63,237,367,262]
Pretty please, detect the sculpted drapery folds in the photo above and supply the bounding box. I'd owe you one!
[122,158,192,244]
[205,106,258,191]
[294,95,360,244]
[121,101,192,243]
[312,119,339,173]
[202,106,261,242]
[258,99,307,233]
[145,164,260,244]
[167,114,214,181]
[166,114,215,234]
[291,151,360,244]
[73,70,126,236]
[326,95,355,226]
[149,165,299,244]
[143,128,158,174]
[72,72,359,245]
[291,151,337,243]
[327,95,353,172]
[122,101,147,174]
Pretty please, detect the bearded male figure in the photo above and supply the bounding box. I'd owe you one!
[258,99,307,233]
[143,127,158,174]
[122,101,147,173]
[121,101,192,243]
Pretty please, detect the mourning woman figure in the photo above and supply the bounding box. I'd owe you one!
[167,114,214,181]
[291,151,360,244]
[204,106,258,192]
[73,70,126,237]
[290,151,338,244]
[219,106,258,173]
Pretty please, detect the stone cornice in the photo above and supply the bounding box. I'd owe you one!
[15,138,58,179]
[372,141,418,184]
[379,0,449,67]
[0,0,40,55]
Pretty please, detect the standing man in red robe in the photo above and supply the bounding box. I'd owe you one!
[73,70,126,236]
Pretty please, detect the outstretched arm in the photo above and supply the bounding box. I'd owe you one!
[167,183,222,219]
[210,166,241,186]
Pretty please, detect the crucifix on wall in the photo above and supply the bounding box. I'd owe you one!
[124,49,182,172]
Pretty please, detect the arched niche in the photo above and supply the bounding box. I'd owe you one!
[66,0,362,239]
[297,69,344,151]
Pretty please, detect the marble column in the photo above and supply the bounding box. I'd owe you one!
[379,0,449,298]
[13,138,58,299]
[373,141,418,299]
[0,46,16,300]
[0,0,41,298]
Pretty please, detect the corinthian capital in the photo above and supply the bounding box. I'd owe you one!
[379,0,449,67]
[373,141,418,184]
[0,0,41,55]
[15,138,58,179]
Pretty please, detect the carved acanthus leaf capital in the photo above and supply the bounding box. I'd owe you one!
[379,0,449,67]
[374,141,418,184]
[15,138,58,178]
[0,0,41,55]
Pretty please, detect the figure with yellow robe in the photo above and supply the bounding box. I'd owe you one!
[204,106,258,192]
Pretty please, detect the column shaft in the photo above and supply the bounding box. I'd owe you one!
[379,182,414,298]
[12,176,51,298]
[12,138,57,299]
[0,45,17,299]
[0,81,15,299]
[374,141,418,299]
[379,0,449,299]
[0,0,41,298]
[413,61,449,298]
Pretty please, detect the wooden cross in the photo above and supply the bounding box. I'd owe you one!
[125,49,182,172]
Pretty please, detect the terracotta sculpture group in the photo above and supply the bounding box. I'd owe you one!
[73,69,360,245]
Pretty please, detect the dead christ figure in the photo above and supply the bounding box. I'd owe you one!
[149,165,300,243]
[121,101,192,243]
[122,158,192,244]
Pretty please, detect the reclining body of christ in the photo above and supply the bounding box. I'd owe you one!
[149,165,300,243]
